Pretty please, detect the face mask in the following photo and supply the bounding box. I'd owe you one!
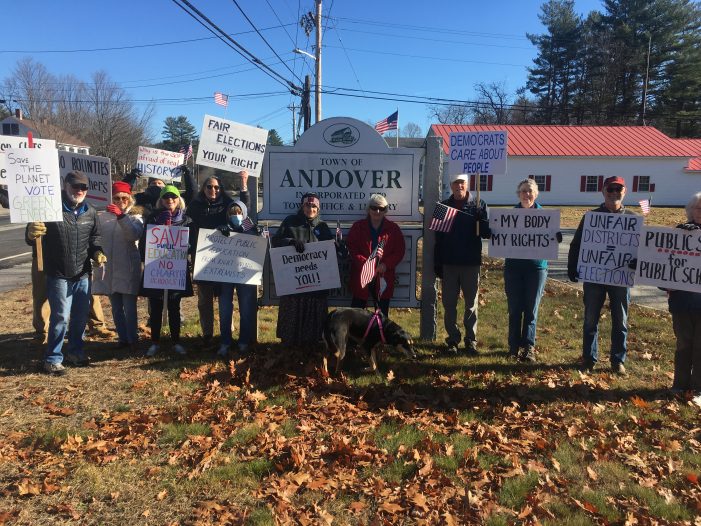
[229,214,243,226]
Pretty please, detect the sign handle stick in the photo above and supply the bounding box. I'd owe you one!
[162,289,169,339]
[475,172,481,237]
[26,132,45,271]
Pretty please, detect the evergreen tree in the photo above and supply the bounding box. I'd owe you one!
[161,115,197,151]
[267,128,284,146]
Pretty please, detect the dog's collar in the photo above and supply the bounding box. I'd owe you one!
[363,309,386,344]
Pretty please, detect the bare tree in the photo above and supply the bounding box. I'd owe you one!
[402,122,423,137]
[427,103,471,124]
[2,58,56,124]
[472,81,513,124]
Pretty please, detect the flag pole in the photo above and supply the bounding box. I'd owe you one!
[475,173,481,237]
[396,107,399,148]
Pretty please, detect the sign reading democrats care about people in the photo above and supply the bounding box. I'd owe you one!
[143,225,189,291]
[196,114,269,177]
[576,212,642,287]
[635,226,701,293]
[488,209,560,260]
[269,240,341,296]
[193,228,267,286]
[448,131,508,177]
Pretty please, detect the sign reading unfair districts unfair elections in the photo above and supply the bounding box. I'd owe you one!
[193,229,267,286]
[196,114,269,178]
[1,147,63,224]
[269,240,341,296]
[635,226,701,293]
[136,146,184,182]
[576,212,643,286]
[488,209,561,260]
[143,225,190,291]
[59,151,111,209]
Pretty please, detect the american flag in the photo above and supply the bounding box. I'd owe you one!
[639,199,651,215]
[261,226,270,239]
[241,216,255,232]
[214,92,229,107]
[429,203,458,233]
[179,144,193,162]
[336,220,342,241]
[360,239,385,289]
[374,111,398,134]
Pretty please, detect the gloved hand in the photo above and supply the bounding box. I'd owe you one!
[568,269,578,283]
[290,239,305,253]
[178,164,190,178]
[627,258,638,270]
[93,251,107,266]
[106,204,125,218]
[157,210,173,225]
[27,222,47,240]
[130,168,143,178]
[679,223,700,231]
[434,264,443,279]
[556,232,563,243]
[218,225,231,237]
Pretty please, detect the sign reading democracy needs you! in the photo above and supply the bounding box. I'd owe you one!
[137,146,184,181]
[449,131,507,176]
[261,117,422,221]
[576,212,642,286]
[143,225,189,290]
[269,240,341,296]
[193,229,267,285]
[488,209,560,260]
[196,114,269,177]
[59,151,111,209]
[635,226,701,293]
[1,148,63,223]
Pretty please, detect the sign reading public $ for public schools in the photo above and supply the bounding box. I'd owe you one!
[2,147,63,224]
[488,209,560,260]
[143,225,189,291]
[576,212,642,287]
[196,114,269,177]
[269,240,341,296]
[449,131,508,176]
[193,228,267,286]
[635,226,701,293]
[137,146,184,181]
[59,151,111,209]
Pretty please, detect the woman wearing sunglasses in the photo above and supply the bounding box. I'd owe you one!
[347,194,405,317]
[93,181,144,352]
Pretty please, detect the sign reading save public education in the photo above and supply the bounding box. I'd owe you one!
[196,114,269,177]
[143,225,189,291]
[448,131,508,176]
[59,151,111,209]
[193,228,267,285]
[488,209,560,260]
[635,226,701,293]
[269,239,341,296]
[136,146,184,181]
[2,147,63,223]
[261,117,422,221]
[576,212,642,287]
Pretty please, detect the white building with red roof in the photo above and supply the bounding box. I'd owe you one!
[430,125,701,206]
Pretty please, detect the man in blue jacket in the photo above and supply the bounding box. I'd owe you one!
[434,173,491,355]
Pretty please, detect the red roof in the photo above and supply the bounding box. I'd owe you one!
[430,124,701,158]
[674,139,701,171]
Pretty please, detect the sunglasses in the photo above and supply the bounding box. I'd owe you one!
[162,194,178,200]
[71,184,88,191]
[369,205,387,212]
[206,184,220,190]
[112,196,130,202]
[606,186,624,193]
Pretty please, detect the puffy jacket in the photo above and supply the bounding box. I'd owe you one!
[668,222,701,312]
[347,217,405,300]
[25,195,102,280]
[92,207,144,296]
[434,194,490,267]
[271,211,334,247]
[187,188,249,254]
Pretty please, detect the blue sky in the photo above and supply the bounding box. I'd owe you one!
[1,0,602,144]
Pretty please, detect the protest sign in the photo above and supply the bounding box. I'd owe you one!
[0,138,55,183]
[59,151,111,209]
[269,239,341,296]
[143,225,189,290]
[449,131,507,177]
[635,226,701,293]
[1,147,62,223]
[193,228,267,285]
[576,212,642,286]
[136,146,184,181]
[196,114,268,177]
[488,208,560,260]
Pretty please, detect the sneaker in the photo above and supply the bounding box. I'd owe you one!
[465,343,479,357]
[692,394,701,408]
[508,348,519,359]
[580,360,596,373]
[173,344,186,356]
[522,346,537,363]
[145,344,159,357]
[64,353,90,367]
[445,343,459,355]
[43,362,66,376]
[612,362,627,375]
[217,344,229,358]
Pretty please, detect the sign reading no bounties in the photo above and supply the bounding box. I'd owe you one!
[2,148,63,223]
[193,228,267,285]
[448,131,508,176]
[269,240,341,296]
[576,212,642,287]
[59,151,111,209]
[196,114,269,177]
[488,209,560,260]
[137,146,184,181]
[143,225,189,291]
[261,117,422,221]
[635,226,701,293]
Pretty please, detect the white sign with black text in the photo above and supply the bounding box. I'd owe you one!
[269,239,341,296]
[488,208,560,260]
[635,226,701,293]
[136,146,184,181]
[59,151,111,209]
[193,228,267,285]
[448,131,508,176]
[0,138,55,183]
[143,225,190,291]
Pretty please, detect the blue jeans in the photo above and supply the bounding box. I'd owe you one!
[110,293,138,344]
[504,266,547,351]
[582,282,629,366]
[45,275,91,364]
[219,283,257,346]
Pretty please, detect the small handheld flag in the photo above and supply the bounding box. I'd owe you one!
[179,144,193,162]
[336,220,342,242]
[241,217,255,232]
[374,111,398,134]
[639,199,651,215]
[360,239,386,289]
[214,92,229,107]
[429,203,458,233]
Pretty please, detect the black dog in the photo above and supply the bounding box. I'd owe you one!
[322,308,416,374]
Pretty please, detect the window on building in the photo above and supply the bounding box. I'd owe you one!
[470,174,493,191]
[529,174,552,192]
[633,175,652,192]
[584,175,600,192]
[2,123,19,136]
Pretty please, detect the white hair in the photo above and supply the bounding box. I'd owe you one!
[685,192,701,222]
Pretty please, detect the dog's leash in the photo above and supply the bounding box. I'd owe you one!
[363,309,386,344]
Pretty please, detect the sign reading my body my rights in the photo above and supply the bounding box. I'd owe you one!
[143,225,190,290]
[193,228,267,285]
[2,148,62,223]
[449,131,508,176]
[59,151,111,209]
[269,239,341,296]
[488,209,560,260]
[576,212,642,287]
[136,146,184,181]
[635,226,701,293]
[196,114,269,177]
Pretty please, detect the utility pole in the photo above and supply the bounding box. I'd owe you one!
[302,75,311,131]
[288,104,298,144]
[315,0,322,123]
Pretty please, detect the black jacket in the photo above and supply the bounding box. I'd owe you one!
[434,194,490,267]
[272,211,334,247]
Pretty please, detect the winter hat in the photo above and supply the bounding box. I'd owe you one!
[159,185,181,199]
[112,181,131,195]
